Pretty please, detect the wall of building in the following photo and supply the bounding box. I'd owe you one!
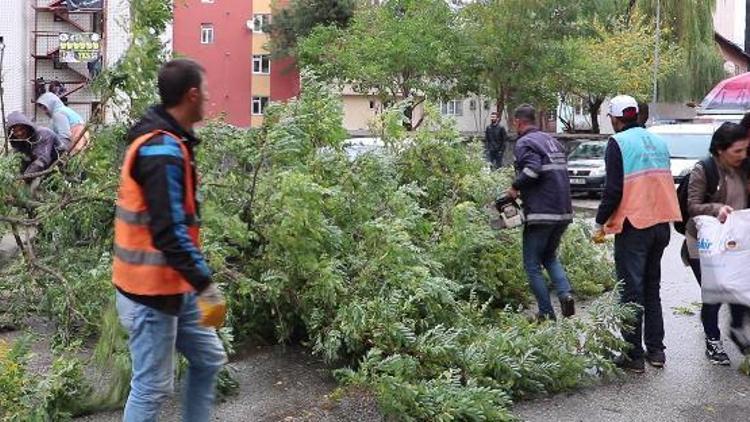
[173,0,253,127]
[270,57,299,102]
[342,95,379,132]
[0,0,29,117]
[718,40,750,75]
[715,0,746,47]
[340,94,495,135]
[438,96,494,134]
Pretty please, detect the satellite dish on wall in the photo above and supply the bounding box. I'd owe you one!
[246,20,254,31]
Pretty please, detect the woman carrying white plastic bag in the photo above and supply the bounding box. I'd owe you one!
[686,122,750,365]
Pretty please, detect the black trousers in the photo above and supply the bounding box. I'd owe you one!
[615,222,671,360]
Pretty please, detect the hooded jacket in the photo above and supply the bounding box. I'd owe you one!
[37,92,85,151]
[7,111,59,176]
[116,105,211,314]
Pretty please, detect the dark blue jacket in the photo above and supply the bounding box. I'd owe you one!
[512,127,573,224]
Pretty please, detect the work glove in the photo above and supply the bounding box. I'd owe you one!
[592,224,606,244]
[197,283,226,329]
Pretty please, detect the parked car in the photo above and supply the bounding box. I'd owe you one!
[343,137,385,159]
[647,123,715,184]
[567,140,607,194]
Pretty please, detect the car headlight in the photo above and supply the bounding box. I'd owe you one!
[590,166,606,177]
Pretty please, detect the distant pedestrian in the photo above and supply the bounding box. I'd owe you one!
[507,104,575,321]
[484,111,508,169]
[113,59,227,422]
[593,95,681,373]
[685,122,750,364]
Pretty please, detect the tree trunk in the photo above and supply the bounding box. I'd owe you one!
[588,97,604,134]
[495,88,507,125]
[403,104,414,131]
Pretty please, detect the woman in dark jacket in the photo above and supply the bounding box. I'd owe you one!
[686,122,750,365]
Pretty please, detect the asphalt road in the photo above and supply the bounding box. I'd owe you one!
[514,220,750,422]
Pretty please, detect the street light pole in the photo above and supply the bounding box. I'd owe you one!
[651,0,661,122]
[0,36,7,154]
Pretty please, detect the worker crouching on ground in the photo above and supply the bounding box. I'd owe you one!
[6,111,60,178]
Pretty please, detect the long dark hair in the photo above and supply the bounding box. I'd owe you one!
[710,122,748,156]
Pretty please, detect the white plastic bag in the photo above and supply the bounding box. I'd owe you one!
[695,209,750,305]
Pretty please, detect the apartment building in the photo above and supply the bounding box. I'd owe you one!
[0,0,130,123]
[173,0,299,127]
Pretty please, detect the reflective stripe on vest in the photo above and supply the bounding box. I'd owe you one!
[112,130,198,296]
[604,127,681,234]
[115,206,198,226]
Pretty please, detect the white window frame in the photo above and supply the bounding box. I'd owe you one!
[253,14,271,33]
[252,54,271,74]
[441,100,463,116]
[200,24,214,44]
[201,0,214,3]
[252,96,269,115]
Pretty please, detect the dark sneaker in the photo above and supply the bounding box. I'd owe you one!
[536,313,557,323]
[615,355,645,373]
[646,349,666,368]
[705,339,731,366]
[560,295,575,318]
[730,327,750,355]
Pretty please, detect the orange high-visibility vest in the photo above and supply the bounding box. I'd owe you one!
[112,130,199,295]
[604,127,681,234]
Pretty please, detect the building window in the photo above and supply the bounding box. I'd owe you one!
[252,54,271,74]
[253,14,271,33]
[252,96,269,115]
[469,100,476,111]
[201,24,214,44]
[369,100,376,109]
[441,100,463,116]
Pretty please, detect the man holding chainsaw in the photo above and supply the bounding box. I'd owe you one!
[506,104,575,321]
[112,59,226,422]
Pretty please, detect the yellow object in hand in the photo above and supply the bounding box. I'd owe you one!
[197,284,226,328]
[592,230,606,244]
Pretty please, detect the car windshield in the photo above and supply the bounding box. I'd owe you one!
[659,134,712,159]
[569,142,606,160]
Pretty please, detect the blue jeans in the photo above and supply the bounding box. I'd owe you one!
[615,222,670,360]
[116,291,227,422]
[522,223,572,319]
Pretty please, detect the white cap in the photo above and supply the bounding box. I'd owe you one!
[608,95,639,117]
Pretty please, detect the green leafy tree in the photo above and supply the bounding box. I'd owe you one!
[560,16,683,133]
[267,0,356,58]
[298,0,477,130]
[634,0,724,101]
[462,0,592,117]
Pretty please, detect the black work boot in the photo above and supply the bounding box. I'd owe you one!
[646,349,666,368]
[615,355,645,373]
[560,295,575,318]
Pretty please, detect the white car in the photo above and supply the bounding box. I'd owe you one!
[343,137,385,159]
[647,123,719,184]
